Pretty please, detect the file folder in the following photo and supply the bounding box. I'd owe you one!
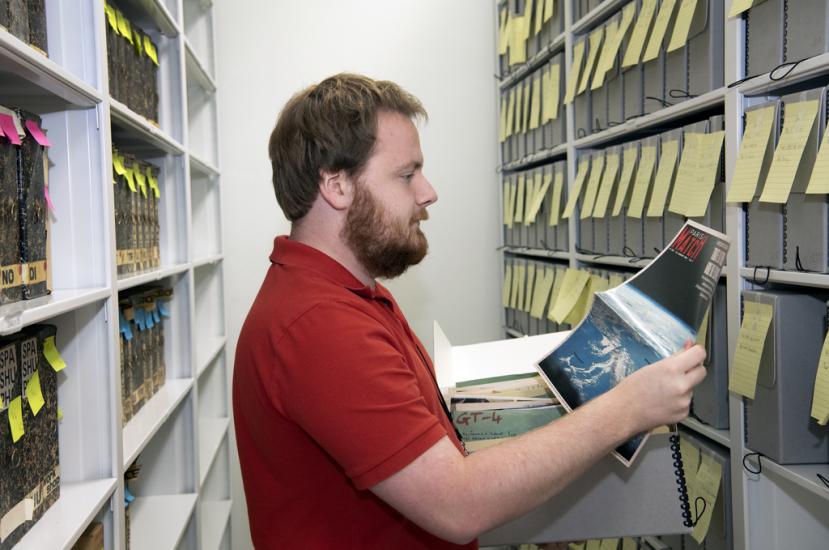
[551,55,567,149]
[745,0,783,78]
[574,89,593,137]
[745,100,784,270]
[783,88,827,273]
[744,290,829,464]
[594,146,622,255]
[692,283,729,429]
[785,0,829,65]
[678,430,733,550]
[687,0,724,96]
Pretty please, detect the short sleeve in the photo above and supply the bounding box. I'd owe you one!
[272,301,449,489]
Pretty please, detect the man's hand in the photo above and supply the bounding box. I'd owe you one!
[613,344,707,437]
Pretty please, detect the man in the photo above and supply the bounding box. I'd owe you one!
[234,73,707,549]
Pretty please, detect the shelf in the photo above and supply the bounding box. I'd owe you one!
[110,98,185,156]
[199,500,232,550]
[745,452,829,503]
[573,88,726,150]
[739,51,829,97]
[575,252,651,269]
[118,0,181,38]
[0,29,101,112]
[499,32,566,90]
[122,378,194,468]
[572,0,630,35]
[129,494,197,550]
[192,254,223,269]
[504,327,526,338]
[184,38,216,93]
[189,151,220,178]
[503,247,570,261]
[740,267,829,290]
[14,478,117,550]
[117,263,191,292]
[197,336,225,377]
[199,417,229,484]
[0,287,111,336]
[680,417,731,449]
[500,143,568,172]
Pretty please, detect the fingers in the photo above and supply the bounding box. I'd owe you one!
[673,345,706,373]
[685,362,707,388]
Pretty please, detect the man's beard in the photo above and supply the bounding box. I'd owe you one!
[342,184,429,280]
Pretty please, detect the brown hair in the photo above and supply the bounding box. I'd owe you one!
[268,73,427,222]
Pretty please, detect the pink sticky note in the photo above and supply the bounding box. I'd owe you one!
[24,119,51,147]
[44,186,56,214]
[0,114,21,145]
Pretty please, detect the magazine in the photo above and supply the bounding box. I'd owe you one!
[535,221,730,466]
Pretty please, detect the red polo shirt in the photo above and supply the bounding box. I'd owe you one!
[233,236,475,549]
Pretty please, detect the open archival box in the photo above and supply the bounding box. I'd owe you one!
[435,221,729,544]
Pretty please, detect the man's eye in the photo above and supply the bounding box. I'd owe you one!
[402,173,414,181]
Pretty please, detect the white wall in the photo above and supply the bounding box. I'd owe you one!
[215,1,499,547]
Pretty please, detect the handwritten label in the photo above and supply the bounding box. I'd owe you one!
[43,336,67,372]
[729,300,773,399]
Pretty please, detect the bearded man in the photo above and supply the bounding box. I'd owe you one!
[233,73,707,549]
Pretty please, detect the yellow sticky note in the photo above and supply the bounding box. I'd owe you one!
[547,267,566,321]
[523,173,540,225]
[507,180,518,229]
[697,306,711,349]
[563,157,591,218]
[729,0,755,18]
[760,99,820,203]
[526,172,552,224]
[578,27,605,96]
[9,396,23,442]
[506,88,516,138]
[43,336,67,372]
[646,139,679,218]
[592,152,620,218]
[509,13,528,65]
[104,4,118,31]
[514,174,526,223]
[149,174,160,199]
[580,154,606,220]
[728,105,777,202]
[565,272,595,325]
[132,30,144,56]
[729,300,774,399]
[25,370,45,417]
[503,182,512,225]
[498,8,510,55]
[531,267,556,319]
[112,153,126,176]
[57,407,63,421]
[564,39,586,105]
[627,145,657,218]
[115,10,133,43]
[502,264,513,308]
[667,0,699,52]
[810,331,829,425]
[124,167,137,193]
[806,118,829,194]
[612,146,639,216]
[511,264,523,309]
[622,539,638,550]
[595,3,637,86]
[549,170,564,226]
[691,453,723,544]
[642,0,678,63]
[586,539,602,550]
[609,273,626,288]
[545,63,561,121]
[544,0,554,23]
[549,268,591,324]
[600,539,620,550]
[622,0,658,67]
[524,264,536,313]
[680,435,701,510]
[529,74,542,131]
[134,168,148,198]
[591,20,618,91]
[669,131,726,217]
[569,543,586,550]
[534,0,545,35]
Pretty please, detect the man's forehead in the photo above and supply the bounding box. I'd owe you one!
[373,111,423,165]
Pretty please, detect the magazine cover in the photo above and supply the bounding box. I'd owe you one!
[536,221,730,466]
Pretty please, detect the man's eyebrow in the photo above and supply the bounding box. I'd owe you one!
[397,160,423,171]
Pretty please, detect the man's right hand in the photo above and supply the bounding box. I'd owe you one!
[613,344,707,437]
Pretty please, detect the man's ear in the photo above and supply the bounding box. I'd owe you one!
[318,169,354,211]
